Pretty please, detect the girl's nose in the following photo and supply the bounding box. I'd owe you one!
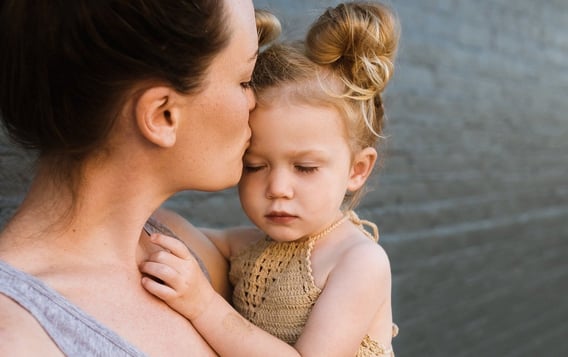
[265,170,293,199]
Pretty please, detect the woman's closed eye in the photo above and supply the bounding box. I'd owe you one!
[243,164,264,173]
[240,81,253,90]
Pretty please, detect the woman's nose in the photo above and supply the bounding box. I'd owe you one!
[247,89,256,112]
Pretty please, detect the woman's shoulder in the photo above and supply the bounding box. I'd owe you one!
[0,293,64,356]
[150,207,201,236]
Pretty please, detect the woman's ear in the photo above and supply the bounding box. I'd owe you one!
[135,86,180,148]
[347,147,378,191]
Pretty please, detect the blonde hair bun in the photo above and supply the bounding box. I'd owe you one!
[256,9,282,47]
[306,2,399,96]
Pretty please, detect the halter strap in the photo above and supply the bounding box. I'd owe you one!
[347,210,379,242]
[306,214,350,243]
[305,211,379,245]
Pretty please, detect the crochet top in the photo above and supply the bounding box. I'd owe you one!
[229,211,398,356]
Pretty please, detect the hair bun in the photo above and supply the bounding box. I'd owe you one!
[256,10,282,48]
[306,2,399,95]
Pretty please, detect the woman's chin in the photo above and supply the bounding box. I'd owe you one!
[203,172,242,192]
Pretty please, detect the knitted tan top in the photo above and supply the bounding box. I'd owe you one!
[229,211,398,356]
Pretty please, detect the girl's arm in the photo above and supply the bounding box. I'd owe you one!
[199,226,264,261]
[294,240,393,356]
[140,233,391,357]
[140,233,299,356]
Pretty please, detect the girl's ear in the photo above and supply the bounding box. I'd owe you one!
[347,147,378,191]
[135,86,181,148]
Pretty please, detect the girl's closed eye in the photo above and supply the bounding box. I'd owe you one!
[295,165,319,174]
[240,80,253,90]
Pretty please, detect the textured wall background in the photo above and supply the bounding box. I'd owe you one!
[1,0,567,356]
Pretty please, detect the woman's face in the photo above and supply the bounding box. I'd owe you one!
[175,0,258,191]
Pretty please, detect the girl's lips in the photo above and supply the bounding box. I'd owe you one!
[265,212,297,224]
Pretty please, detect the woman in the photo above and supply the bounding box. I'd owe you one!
[0,0,275,355]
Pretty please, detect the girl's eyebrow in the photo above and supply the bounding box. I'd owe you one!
[289,149,327,157]
[245,148,329,160]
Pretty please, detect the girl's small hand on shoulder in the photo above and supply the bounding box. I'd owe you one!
[140,233,216,321]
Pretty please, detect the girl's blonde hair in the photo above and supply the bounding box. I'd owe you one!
[253,2,400,209]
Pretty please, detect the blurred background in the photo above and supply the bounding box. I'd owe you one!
[1,0,567,355]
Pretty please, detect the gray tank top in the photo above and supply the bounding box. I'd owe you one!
[0,260,147,356]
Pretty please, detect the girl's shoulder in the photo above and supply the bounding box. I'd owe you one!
[340,211,390,275]
[311,221,391,290]
[342,232,390,275]
[336,222,390,275]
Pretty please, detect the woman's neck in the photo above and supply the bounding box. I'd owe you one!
[0,156,169,270]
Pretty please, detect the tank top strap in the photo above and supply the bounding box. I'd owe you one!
[346,210,379,242]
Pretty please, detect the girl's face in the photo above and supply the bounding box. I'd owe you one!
[175,0,258,191]
[238,99,358,242]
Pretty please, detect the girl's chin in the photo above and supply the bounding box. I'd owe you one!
[260,229,303,242]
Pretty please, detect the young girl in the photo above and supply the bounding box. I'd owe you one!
[141,2,400,356]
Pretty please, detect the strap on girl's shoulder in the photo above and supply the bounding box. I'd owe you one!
[346,210,379,242]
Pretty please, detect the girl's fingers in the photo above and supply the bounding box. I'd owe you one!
[146,244,200,277]
[149,233,193,260]
[141,276,176,301]
[140,261,181,288]
[141,234,205,300]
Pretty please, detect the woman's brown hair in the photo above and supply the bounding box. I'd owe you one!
[0,0,229,160]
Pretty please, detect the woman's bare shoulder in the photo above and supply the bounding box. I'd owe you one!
[0,294,64,356]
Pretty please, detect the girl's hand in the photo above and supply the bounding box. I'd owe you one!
[140,233,216,320]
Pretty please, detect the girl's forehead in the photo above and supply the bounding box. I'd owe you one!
[256,74,341,104]
[249,103,350,150]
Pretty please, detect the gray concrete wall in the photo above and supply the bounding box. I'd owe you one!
[1,1,567,356]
